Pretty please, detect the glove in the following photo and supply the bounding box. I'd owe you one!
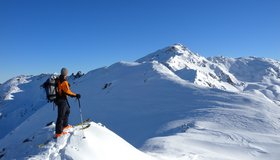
[76,94,81,99]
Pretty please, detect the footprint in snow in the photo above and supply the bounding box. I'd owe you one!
[187,152,199,160]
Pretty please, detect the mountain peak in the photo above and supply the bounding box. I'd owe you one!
[136,43,196,63]
[169,43,188,51]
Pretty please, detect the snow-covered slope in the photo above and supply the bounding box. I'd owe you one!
[0,74,48,138]
[1,44,280,160]
[208,56,280,104]
[0,103,153,160]
[0,75,32,101]
[137,44,242,92]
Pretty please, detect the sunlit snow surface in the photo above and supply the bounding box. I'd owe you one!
[1,44,280,160]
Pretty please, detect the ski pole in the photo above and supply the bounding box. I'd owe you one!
[78,98,86,139]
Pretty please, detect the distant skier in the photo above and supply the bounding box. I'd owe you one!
[54,67,81,138]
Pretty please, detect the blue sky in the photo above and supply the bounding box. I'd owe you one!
[0,0,279,83]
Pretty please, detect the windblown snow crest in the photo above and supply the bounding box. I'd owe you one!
[1,44,280,160]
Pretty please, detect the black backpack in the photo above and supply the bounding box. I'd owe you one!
[42,75,58,102]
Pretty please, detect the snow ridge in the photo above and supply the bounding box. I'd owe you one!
[1,44,280,160]
[0,75,31,101]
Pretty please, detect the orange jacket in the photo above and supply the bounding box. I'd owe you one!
[57,79,76,98]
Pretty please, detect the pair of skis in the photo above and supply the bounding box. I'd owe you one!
[73,118,91,130]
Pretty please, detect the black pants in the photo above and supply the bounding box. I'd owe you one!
[55,99,70,134]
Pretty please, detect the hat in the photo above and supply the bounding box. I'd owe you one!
[61,67,68,76]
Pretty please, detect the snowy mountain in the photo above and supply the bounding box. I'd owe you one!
[137,44,242,91]
[208,56,280,104]
[1,44,280,160]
